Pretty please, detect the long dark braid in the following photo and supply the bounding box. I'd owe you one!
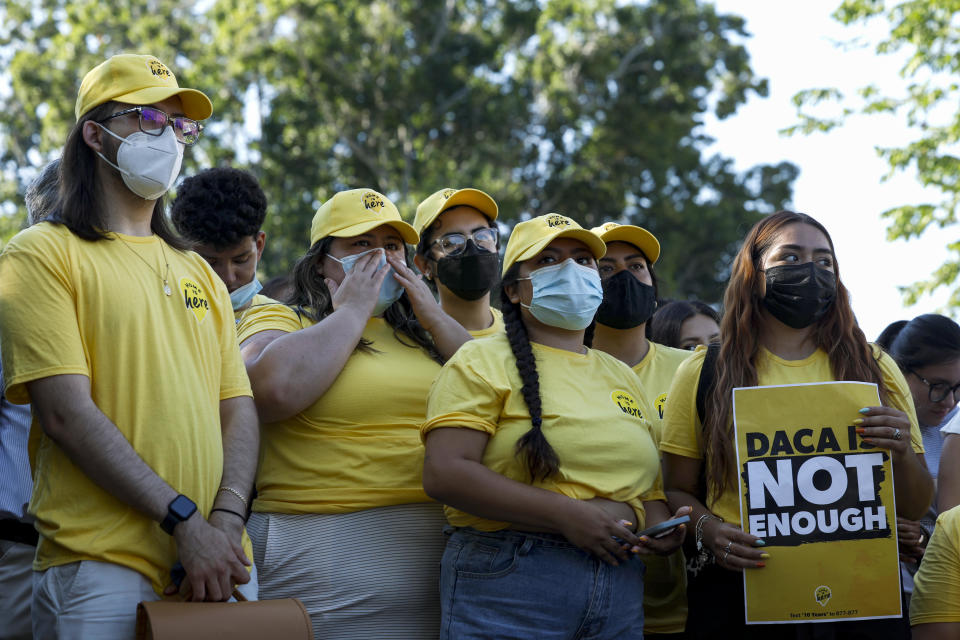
[500,265,560,482]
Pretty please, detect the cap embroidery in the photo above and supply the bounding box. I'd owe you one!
[363,192,385,212]
[441,188,456,199]
[546,214,571,228]
[149,60,172,79]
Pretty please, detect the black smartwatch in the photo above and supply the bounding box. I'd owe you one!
[160,494,197,535]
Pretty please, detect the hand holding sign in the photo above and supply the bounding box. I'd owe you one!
[855,406,912,457]
[704,519,767,571]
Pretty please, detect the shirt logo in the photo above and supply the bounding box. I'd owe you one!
[611,390,644,420]
[180,277,209,323]
[148,60,173,79]
[363,192,385,212]
[656,392,668,421]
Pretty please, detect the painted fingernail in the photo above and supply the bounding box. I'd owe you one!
[859,408,870,414]
[760,552,770,559]
[639,536,650,543]
[853,418,864,425]
[753,539,766,547]
[619,520,633,527]
[757,561,766,568]
[856,427,865,434]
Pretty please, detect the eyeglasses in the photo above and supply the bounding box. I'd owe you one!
[99,106,203,145]
[431,228,498,257]
[908,369,960,404]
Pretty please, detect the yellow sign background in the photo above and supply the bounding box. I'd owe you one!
[732,382,901,624]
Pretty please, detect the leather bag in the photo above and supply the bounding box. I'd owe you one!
[135,592,312,640]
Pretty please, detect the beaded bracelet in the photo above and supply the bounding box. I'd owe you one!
[694,513,723,566]
[217,486,249,508]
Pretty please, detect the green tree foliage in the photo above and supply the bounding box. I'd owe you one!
[788,0,960,310]
[0,0,796,302]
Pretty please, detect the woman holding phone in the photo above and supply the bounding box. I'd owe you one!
[422,213,689,639]
[660,210,931,638]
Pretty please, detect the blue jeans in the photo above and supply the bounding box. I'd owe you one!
[439,527,646,640]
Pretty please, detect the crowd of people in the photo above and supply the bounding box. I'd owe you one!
[1,52,959,640]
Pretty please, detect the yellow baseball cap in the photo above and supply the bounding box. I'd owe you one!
[310,188,419,247]
[502,213,606,276]
[75,54,213,121]
[413,188,499,236]
[590,222,661,264]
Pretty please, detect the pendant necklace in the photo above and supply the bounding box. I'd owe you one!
[117,235,173,296]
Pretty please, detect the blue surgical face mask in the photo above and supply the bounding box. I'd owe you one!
[230,276,263,312]
[519,258,603,330]
[329,248,405,316]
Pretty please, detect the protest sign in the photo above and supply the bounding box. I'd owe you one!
[733,381,901,624]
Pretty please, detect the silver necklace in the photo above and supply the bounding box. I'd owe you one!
[117,235,173,296]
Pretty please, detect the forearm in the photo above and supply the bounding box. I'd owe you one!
[938,436,960,513]
[214,396,259,514]
[894,450,934,520]
[29,376,177,523]
[245,306,367,422]
[423,456,577,532]
[421,313,472,361]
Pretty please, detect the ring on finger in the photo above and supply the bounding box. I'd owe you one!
[894,428,902,441]
[722,550,731,563]
[723,541,733,554]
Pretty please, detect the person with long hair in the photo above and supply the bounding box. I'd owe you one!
[588,222,693,638]
[649,300,722,351]
[422,213,689,639]
[660,210,932,638]
[237,188,470,639]
[413,188,503,336]
[0,54,259,638]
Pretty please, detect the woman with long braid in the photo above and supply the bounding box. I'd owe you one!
[422,213,688,639]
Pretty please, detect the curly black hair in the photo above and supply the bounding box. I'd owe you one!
[171,167,267,248]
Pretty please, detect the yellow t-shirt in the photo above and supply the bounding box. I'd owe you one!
[468,306,504,338]
[0,223,253,594]
[632,339,692,441]
[910,505,960,625]
[660,345,923,525]
[237,303,442,514]
[421,333,664,531]
[234,293,278,325]
[630,339,691,634]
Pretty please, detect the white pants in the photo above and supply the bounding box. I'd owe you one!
[0,540,34,640]
[33,560,258,640]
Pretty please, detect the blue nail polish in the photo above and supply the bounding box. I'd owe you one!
[858,408,870,414]
[754,539,766,547]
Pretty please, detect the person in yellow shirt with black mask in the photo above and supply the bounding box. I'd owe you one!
[413,187,503,337]
[422,213,690,639]
[237,188,470,640]
[588,222,692,638]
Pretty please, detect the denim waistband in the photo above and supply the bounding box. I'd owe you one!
[445,525,578,550]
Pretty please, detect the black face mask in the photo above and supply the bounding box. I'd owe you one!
[762,262,837,329]
[595,270,657,330]
[435,240,500,301]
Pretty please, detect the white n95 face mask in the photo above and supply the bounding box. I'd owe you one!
[96,125,184,200]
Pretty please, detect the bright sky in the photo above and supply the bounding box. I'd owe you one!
[703,0,952,340]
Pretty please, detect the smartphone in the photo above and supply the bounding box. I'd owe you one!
[637,515,690,539]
